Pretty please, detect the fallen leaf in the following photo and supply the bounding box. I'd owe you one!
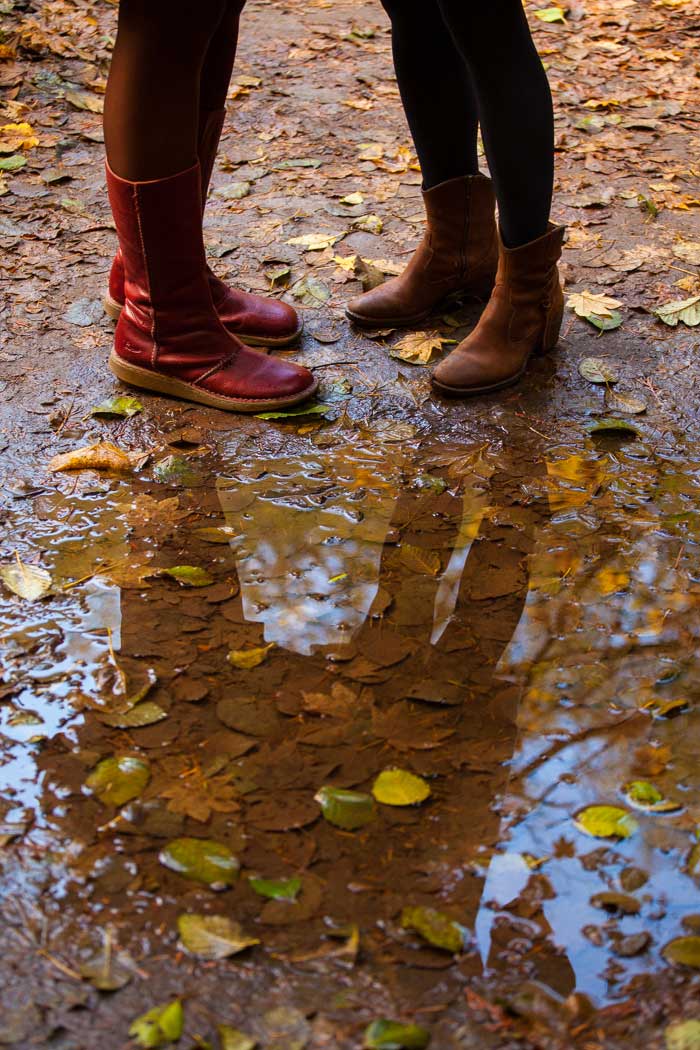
[534,6,566,22]
[364,1020,431,1049]
[666,1021,700,1050]
[568,290,623,319]
[0,559,52,601]
[79,933,135,991]
[177,914,258,959]
[401,906,466,953]
[656,295,700,327]
[48,442,146,474]
[160,565,214,588]
[390,331,455,366]
[90,396,143,418]
[249,875,302,901]
[218,1027,258,1050]
[85,755,150,807]
[160,838,240,889]
[315,786,376,830]
[291,275,331,307]
[0,121,38,152]
[604,389,647,415]
[129,1000,183,1049]
[578,357,619,384]
[623,780,682,813]
[399,545,441,576]
[574,805,639,840]
[373,770,431,806]
[587,418,639,438]
[287,232,342,251]
[100,702,167,728]
[228,644,274,669]
[663,937,700,969]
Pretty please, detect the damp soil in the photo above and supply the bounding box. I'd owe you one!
[1,0,700,1048]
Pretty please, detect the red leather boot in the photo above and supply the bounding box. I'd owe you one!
[106,162,317,412]
[104,109,303,348]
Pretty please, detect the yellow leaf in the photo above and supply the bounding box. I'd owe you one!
[400,544,441,576]
[340,191,364,205]
[48,442,147,474]
[227,644,274,670]
[389,331,455,365]
[567,290,623,319]
[0,122,39,153]
[343,99,373,111]
[287,232,342,251]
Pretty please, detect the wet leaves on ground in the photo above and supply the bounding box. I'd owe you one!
[401,906,466,953]
[85,755,150,807]
[129,1000,184,1048]
[575,805,639,840]
[364,1019,431,1049]
[159,837,240,889]
[315,786,376,830]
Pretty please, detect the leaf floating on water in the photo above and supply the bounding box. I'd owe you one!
[656,295,700,328]
[364,1019,431,1049]
[372,770,431,807]
[687,839,700,881]
[160,565,214,588]
[401,906,466,953]
[0,559,52,601]
[662,936,700,969]
[218,1026,258,1050]
[590,892,641,915]
[228,644,274,670]
[48,442,147,474]
[100,701,167,728]
[666,1019,700,1050]
[623,780,682,814]
[192,526,239,544]
[256,403,332,421]
[90,396,143,418]
[129,1000,184,1048]
[578,357,619,384]
[587,418,639,438]
[85,755,150,807]
[315,786,376,831]
[575,805,638,840]
[249,875,302,901]
[159,837,240,889]
[177,914,258,959]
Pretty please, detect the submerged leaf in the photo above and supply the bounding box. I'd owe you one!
[575,805,639,840]
[160,837,240,889]
[178,914,258,959]
[315,786,376,830]
[218,1027,258,1050]
[666,1020,700,1050]
[129,1000,183,1048]
[100,701,167,729]
[228,644,274,669]
[587,418,639,438]
[160,565,214,588]
[192,526,239,544]
[249,875,302,901]
[663,937,700,969]
[401,906,465,953]
[0,560,52,601]
[364,1020,431,1049]
[86,755,150,807]
[79,936,135,991]
[372,770,431,807]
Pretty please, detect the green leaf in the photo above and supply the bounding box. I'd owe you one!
[177,914,258,958]
[587,418,639,437]
[291,275,331,308]
[666,1020,700,1050]
[85,755,150,806]
[574,805,639,840]
[129,1000,184,1048]
[153,454,202,487]
[578,357,619,384]
[586,309,623,332]
[0,559,52,601]
[533,6,567,22]
[623,780,682,813]
[90,396,143,418]
[372,770,431,807]
[364,1020,431,1049]
[249,875,302,901]
[159,838,240,889]
[663,937,700,968]
[0,154,26,172]
[218,1027,258,1050]
[160,565,214,587]
[256,403,332,421]
[315,786,376,830]
[401,906,466,953]
[656,295,700,328]
[100,701,167,728]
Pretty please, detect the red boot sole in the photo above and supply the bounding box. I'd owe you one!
[108,350,318,413]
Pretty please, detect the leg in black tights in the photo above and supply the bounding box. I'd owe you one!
[380,0,479,190]
[199,0,246,113]
[380,0,554,248]
[104,0,234,181]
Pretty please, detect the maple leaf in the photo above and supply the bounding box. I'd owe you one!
[389,331,456,366]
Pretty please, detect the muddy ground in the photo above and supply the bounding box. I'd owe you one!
[1,0,700,1047]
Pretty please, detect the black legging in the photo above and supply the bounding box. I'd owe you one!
[381,0,554,248]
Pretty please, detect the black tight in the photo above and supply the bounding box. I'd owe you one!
[104,0,245,181]
[380,0,554,247]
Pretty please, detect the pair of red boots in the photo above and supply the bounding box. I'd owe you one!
[104,110,317,413]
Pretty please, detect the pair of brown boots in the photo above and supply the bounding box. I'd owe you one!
[346,175,565,396]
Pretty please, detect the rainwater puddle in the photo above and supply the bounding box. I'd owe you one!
[0,423,699,1015]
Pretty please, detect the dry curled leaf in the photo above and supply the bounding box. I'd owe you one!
[48,442,148,474]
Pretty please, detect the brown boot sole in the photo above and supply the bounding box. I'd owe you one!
[344,283,495,330]
[108,350,318,413]
[103,295,303,350]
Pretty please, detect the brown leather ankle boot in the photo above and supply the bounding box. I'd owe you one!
[431,222,565,398]
[106,162,317,412]
[345,174,498,328]
[104,110,302,348]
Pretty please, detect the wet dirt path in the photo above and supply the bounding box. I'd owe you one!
[1,1,700,1047]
